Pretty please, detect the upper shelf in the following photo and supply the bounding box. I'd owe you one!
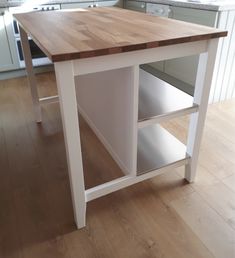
[138,69,198,127]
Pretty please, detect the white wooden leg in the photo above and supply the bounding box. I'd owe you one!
[54,61,86,229]
[19,26,42,123]
[185,39,219,182]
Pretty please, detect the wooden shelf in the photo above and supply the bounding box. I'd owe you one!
[137,124,189,175]
[138,69,198,127]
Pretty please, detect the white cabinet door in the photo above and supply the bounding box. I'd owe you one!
[0,10,14,72]
[0,10,19,72]
[165,7,218,86]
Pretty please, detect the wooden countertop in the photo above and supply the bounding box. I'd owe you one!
[14,7,227,62]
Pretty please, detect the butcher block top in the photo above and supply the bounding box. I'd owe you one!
[14,7,227,62]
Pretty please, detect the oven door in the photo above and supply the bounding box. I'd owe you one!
[16,38,51,68]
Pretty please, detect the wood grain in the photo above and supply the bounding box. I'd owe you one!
[223,174,235,193]
[171,192,235,258]
[14,7,227,62]
[1,73,235,258]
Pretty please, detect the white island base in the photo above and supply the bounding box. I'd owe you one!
[19,24,219,229]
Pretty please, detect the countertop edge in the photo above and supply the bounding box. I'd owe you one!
[50,32,228,62]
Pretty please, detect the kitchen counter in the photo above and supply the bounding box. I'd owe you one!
[133,0,235,11]
[1,0,117,8]
[14,7,226,229]
[2,0,235,10]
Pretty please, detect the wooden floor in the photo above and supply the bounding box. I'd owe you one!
[0,72,235,258]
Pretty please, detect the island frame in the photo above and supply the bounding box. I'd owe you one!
[19,21,219,229]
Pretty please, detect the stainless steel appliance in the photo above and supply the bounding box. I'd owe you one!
[9,4,60,68]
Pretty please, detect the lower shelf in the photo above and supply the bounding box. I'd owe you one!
[137,124,188,175]
[86,124,189,202]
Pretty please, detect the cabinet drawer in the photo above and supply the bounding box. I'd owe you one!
[125,0,146,12]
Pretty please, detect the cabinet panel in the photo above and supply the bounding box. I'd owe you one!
[125,0,146,12]
[97,0,123,7]
[146,3,169,17]
[145,3,170,72]
[0,10,19,72]
[165,7,218,87]
[164,55,199,86]
[147,61,164,72]
[61,2,93,8]
[171,6,218,27]
[61,0,122,9]
[0,11,13,71]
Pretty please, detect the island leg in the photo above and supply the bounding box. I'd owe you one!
[54,61,86,229]
[19,26,42,123]
[185,38,219,182]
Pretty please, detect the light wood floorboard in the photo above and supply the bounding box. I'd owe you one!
[0,72,235,258]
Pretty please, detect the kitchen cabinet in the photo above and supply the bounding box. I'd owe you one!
[0,9,18,72]
[146,3,169,17]
[164,7,218,88]
[145,4,218,94]
[97,0,123,7]
[61,0,122,9]
[145,3,171,72]
[124,0,146,12]
[61,2,94,8]
[144,4,235,102]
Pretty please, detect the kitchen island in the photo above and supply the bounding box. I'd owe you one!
[14,7,226,229]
